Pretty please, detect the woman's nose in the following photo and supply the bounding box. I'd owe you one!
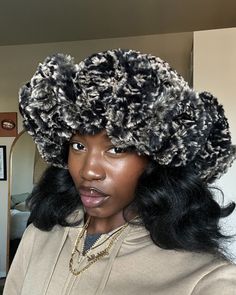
[79,153,106,181]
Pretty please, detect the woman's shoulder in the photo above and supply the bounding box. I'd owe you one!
[21,223,69,248]
[191,261,236,294]
[23,208,84,239]
[124,227,236,290]
[157,248,236,293]
[24,222,67,234]
[149,244,235,274]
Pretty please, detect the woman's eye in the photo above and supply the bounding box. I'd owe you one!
[108,147,126,154]
[70,142,85,151]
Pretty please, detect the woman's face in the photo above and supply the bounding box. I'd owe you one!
[68,131,148,225]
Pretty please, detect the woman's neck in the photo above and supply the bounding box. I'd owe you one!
[86,214,126,234]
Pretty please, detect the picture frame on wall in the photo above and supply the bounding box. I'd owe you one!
[0,112,18,137]
[0,145,7,180]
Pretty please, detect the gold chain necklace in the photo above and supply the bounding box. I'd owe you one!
[69,216,128,276]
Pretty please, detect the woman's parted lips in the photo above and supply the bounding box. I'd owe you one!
[78,186,109,198]
[78,186,110,208]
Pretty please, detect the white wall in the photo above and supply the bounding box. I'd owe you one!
[193,27,236,260]
[12,133,35,195]
[0,32,192,276]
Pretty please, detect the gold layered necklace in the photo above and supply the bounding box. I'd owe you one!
[69,216,129,276]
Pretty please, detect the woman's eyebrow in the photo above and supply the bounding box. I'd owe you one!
[70,133,111,143]
[70,135,82,141]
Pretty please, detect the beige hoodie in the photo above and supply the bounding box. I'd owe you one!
[4,212,236,295]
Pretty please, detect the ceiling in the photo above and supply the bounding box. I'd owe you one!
[0,0,236,46]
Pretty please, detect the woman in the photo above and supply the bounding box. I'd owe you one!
[4,49,236,294]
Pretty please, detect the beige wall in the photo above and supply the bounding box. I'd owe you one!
[193,27,236,260]
[0,32,192,276]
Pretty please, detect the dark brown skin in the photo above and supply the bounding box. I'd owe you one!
[68,131,148,234]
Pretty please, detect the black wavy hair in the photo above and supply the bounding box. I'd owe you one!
[134,162,235,256]
[27,162,235,257]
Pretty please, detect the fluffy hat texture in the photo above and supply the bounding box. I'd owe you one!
[19,49,235,183]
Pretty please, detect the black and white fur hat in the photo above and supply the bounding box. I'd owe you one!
[19,49,236,183]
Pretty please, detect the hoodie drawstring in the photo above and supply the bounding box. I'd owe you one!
[95,225,132,295]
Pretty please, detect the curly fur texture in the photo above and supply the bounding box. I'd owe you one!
[19,49,236,183]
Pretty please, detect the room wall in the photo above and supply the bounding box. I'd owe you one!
[193,27,236,260]
[12,133,35,195]
[0,31,192,276]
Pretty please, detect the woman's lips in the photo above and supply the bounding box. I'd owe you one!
[79,187,110,208]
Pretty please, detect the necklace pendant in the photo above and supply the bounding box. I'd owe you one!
[69,217,129,276]
[87,249,109,262]
[87,254,96,262]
